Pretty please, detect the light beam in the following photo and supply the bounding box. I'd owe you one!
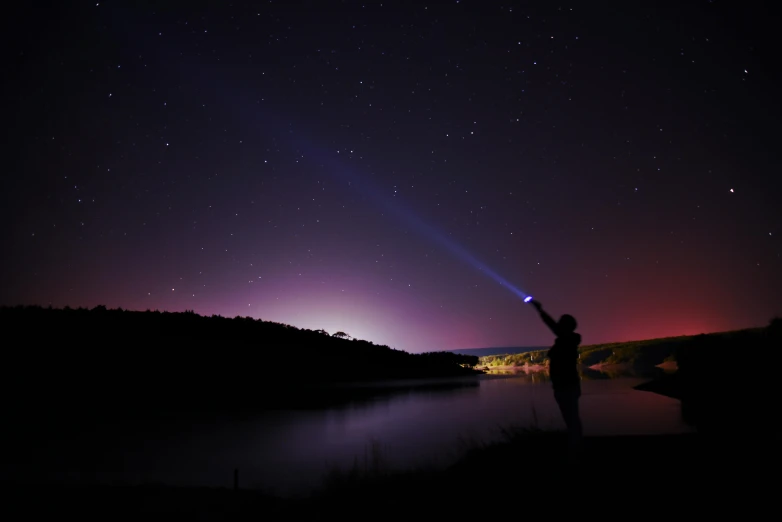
[300,141,534,302]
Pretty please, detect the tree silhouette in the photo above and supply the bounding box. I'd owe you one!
[0,304,484,413]
[332,331,350,340]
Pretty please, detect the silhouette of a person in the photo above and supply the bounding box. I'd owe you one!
[529,300,583,450]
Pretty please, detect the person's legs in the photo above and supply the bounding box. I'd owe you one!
[554,388,582,450]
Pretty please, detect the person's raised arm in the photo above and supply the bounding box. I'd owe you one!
[530,300,560,336]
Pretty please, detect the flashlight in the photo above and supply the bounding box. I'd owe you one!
[523,296,533,303]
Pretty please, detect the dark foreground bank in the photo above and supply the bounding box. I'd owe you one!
[3,430,772,521]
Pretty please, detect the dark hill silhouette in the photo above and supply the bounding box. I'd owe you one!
[0,305,480,421]
[636,317,779,440]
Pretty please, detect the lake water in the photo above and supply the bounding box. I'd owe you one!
[17,373,691,496]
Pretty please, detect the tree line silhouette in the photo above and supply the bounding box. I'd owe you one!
[0,305,482,419]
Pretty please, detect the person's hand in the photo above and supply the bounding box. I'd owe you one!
[530,300,542,311]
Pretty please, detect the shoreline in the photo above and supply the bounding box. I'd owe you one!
[329,373,483,389]
[481,363,548,372]
[483,361,680,374]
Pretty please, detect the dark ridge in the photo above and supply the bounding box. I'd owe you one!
[0,304,481,421]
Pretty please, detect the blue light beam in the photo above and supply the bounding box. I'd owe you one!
[111,13,534,302]
[378,192,532,301]
[305,144,533,302]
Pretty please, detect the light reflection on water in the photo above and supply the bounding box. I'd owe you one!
[30,373,692,495]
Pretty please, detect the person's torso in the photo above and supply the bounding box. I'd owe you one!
[548,332,581,387]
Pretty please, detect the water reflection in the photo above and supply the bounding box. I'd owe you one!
[13,373,691,496]
[322,377,481,411]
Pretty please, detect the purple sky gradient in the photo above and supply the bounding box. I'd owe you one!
[3,1,780,352]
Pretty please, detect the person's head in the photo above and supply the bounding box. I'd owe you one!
[558,314,577,333]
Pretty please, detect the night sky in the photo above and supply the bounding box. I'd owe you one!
[3,1,780,352]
